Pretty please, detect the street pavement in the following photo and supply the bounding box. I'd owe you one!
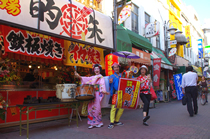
[1,95,210,139]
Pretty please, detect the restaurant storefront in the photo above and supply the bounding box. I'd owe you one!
[0,0,113,127]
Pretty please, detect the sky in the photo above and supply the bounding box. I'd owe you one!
[182,0,210,25]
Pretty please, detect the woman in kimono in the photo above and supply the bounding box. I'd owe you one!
[75,64,109,129]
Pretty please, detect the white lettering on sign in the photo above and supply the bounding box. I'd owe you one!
[154,64,160,71]
[154,60,161,63]
[153,74,158,82]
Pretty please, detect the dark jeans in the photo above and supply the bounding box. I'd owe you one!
[185,86,198,116]
[140,93,151,116]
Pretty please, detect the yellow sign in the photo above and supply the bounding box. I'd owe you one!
[63,40,105,69]
[130,81,140,107]
[117,90,123,108]
[185,25,191,48]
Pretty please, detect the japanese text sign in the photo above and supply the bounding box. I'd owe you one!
[198,39,203,58]
[0,0,113,49]
[63,40,104,69]
[1,25,64,60]
[169,79,177,99]
[116,78,140,109]
[173,74,183,100]
[185,25,191,48]
[153,58,161,88]
[105,54,118,76]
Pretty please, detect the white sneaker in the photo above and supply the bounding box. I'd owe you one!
[96,123,103,128]
[88,125,95,129]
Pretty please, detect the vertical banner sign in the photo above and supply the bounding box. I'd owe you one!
[169,79,177,99]
[173,74,183,100]
[153,58,161,88]
[198,39,203,58]
[105,54,118,76]
[116,78,140,109]
[185,25,191,48]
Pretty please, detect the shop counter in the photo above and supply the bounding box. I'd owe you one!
[17,101,79,139]
[0,89,74,128]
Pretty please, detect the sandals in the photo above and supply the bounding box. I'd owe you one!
[88,123,103,129]
[88,125,95,129]
[96,123,103,128]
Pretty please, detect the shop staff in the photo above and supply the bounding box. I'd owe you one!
[108,63,124,129]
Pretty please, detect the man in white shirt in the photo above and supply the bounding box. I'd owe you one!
[181,66,198,117]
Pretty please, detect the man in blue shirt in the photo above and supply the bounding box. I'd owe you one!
[108,63,124,129]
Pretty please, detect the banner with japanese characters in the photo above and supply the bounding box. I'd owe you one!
[0,0,113,49]
[169,79,177,99]
[185,25,191,48]
[115,78,140,109]
[2,25,64,61]
[153,58,161,88]
[173,74,183,100]
[63,40,105,69]
[0,25,5,56]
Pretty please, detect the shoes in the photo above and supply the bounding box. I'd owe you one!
[114,122,124,126]
[88,125,95,129]
[96,123,103,128]
[143,116,150,122]
[194,111,197,115]
[143,122,149,126]
[108,124,114,129]
[190,115,193,117]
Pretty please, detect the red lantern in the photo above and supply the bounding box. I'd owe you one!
[105,54,118,76]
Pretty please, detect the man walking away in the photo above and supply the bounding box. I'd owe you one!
[181,66,198,117]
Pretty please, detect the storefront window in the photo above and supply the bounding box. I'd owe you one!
[132,4,139,34]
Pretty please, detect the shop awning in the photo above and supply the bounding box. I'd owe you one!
[192,65,202,77]
[116,25,152,53]
[150,47,173,70]
[131,47,151,66]
[126,29,152,53]
[116,25,132,52]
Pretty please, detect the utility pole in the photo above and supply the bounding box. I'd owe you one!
[164,21,170,101]
[113,0,117,51]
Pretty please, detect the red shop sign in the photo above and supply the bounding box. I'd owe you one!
[1,25,64,61]
[153,58,161,88]
[105,54,118,76]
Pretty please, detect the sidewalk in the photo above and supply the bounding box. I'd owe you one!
[1,95,210,139]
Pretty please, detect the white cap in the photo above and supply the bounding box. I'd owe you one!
[139,65,148,71]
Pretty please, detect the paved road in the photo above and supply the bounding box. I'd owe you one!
[1,95,210,139]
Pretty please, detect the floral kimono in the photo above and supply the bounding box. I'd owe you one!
[81,74,106,126]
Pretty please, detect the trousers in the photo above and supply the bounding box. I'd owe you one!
[140,93,151,116]
[110,105,124,123]
[185,86,198,116]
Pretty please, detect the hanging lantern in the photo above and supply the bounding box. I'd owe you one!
[105,54,118,76]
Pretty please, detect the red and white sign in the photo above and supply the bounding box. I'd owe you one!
[105,54,118,76]
[116,78,140,109]
[169,48,177,57]
[0,0,113,49]
[153,58,161,88]
[145,21,160,38]
[1,25,64,61]
[118,5,131,24]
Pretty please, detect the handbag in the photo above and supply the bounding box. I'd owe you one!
[150,87,157,100]
[182,95,187,105]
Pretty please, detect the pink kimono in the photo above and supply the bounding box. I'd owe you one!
[81,74,106,126]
